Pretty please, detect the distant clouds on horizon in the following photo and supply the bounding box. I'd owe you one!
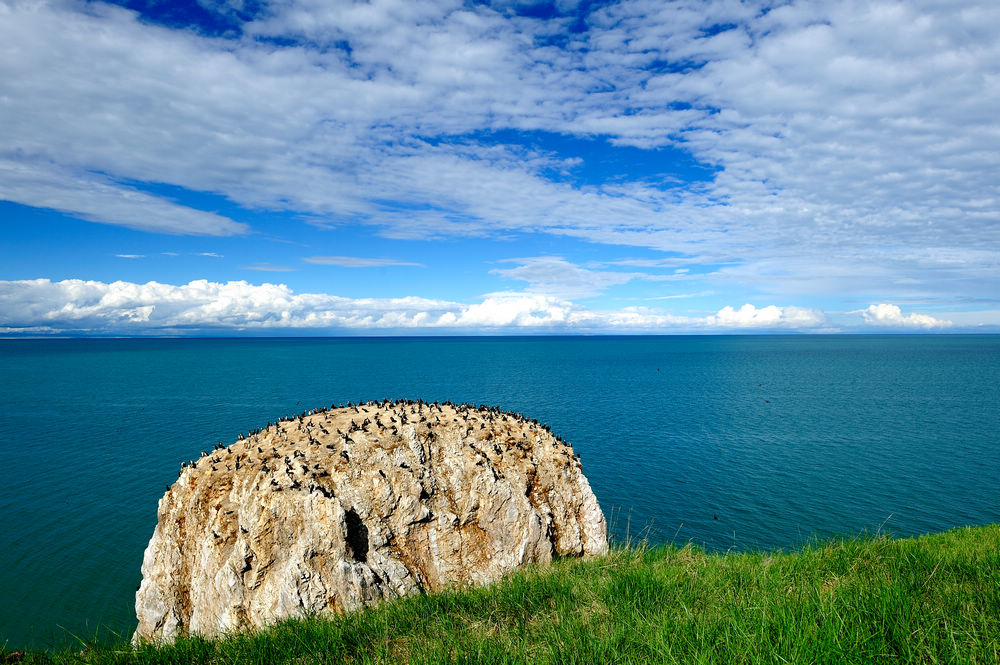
[0,0,997,334]
[0,278,956,335]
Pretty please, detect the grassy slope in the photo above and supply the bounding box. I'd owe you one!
[8,524,1000,664]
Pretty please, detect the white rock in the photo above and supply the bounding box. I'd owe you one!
[134,401,607,642]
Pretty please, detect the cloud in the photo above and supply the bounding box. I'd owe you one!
[198,252,224,258]
[242,263,296,272]
[115,254,145,259]
[0,278,834,334]
[0,158,249,236]
[646,290,713,300]
[604,258,702,269]
[0,0,997,300]
[492,256,701,298]
[705,304,827,329]
[857,304,952,329]
[491,256,643,298]
[302,256,425,268]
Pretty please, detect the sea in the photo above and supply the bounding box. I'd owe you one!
[1,335,998,649]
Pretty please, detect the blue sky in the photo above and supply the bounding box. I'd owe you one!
[1,0,998,335]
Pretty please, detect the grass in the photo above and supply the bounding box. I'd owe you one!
[6,524,999,664]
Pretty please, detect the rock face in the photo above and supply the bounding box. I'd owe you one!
[134,400,607,642]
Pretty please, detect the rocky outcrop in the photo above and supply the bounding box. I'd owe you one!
[134,400,607,642]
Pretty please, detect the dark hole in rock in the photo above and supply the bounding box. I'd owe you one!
[344,509,369,563]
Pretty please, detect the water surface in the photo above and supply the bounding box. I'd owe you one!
[1,335,998,648]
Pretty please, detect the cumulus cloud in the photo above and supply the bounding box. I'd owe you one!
[858,304,952,329]
[706,304,827,329]
[0,278,832,334]
[303,256,425,268]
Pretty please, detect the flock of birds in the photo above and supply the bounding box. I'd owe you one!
[169,399,579,494]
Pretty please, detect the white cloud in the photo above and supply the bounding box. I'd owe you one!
[491,256,643,298]
[0,0,997,301]
[0,278,835,333]
[646,290,713,300]
[492,256,701,298]
[448,292,576,328]
[302,256,425,268]
[706,304,827,329]
[198,252,224,258]
[115,254,145,259]
[858,303,952,329]
[0,158,248,236]
[242,263,296,272]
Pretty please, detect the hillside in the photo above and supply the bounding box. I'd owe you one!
[7,524,999,664]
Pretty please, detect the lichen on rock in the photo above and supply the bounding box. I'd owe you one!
[134,400,608,642]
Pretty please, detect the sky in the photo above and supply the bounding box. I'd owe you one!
[1,0,998,335]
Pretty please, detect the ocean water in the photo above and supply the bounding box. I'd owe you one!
[1,335,998,649]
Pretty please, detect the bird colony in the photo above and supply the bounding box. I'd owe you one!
[134,399,608,642]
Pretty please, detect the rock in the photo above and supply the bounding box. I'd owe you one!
[134,400,608,642]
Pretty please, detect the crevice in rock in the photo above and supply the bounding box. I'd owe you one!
[344,509,369,563]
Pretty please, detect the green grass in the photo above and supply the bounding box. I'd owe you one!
[7,525,999,664]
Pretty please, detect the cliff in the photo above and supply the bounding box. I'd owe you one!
[134,400,607,642]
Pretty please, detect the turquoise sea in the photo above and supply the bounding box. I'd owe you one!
[1,335,998,649]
